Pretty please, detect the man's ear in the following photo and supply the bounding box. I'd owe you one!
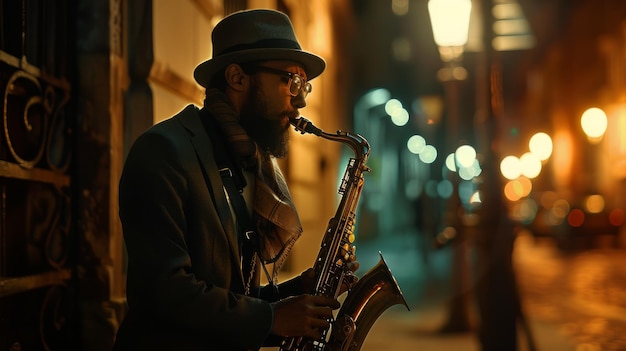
[224,63,248,92]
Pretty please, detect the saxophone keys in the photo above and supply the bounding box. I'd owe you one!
[343,271,358,289]
[348,233,356,243]
[348,246,357,262]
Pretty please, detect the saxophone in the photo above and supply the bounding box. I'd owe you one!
[280,117,409,351]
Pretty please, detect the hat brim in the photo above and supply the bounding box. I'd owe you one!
[193,48,326,88]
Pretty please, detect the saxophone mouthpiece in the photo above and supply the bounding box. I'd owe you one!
[290,116,322,136]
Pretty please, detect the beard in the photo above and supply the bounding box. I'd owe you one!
[239,79,293,158]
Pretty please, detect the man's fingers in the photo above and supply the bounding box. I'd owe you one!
[271,294,342,337]
[310,295,340,310]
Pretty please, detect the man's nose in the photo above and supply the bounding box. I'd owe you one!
[292,93,306,109]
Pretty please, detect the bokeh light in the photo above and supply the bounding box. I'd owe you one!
[455,145,476,168]
[469,191,481,204]
[458,166,475,180]
[437,179,453,199]
[520,152,542,178]
[385,98,402,116]
[425,179,439,198]
[419,145,438,164]
[540,191,558,209]
[568,208,585,227]
[445,153,456,171]
[504,177,532,201]
[407,135,426,154]
[391,108,410,126]
[392,0,410,16]
[405,178,422,199]
[529,132,553,161]
[385,99,410,126]
[472,159,482,177]
[585,195,605,214]
[609,208,625,226]
[510,198,538,224]
[500,155,522,180]
[581,107,608,139]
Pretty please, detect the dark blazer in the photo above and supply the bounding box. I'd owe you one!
[113,105,301,350]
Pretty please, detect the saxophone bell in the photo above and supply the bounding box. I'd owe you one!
[328,253,409,351]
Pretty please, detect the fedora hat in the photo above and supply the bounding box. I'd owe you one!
[193,9,326,88]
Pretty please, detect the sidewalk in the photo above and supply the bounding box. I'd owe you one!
[514,231,626,350]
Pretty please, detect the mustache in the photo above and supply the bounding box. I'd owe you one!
[284,110,299,120]
[281,111,299,130]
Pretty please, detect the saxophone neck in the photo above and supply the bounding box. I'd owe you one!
[290,116,370,160]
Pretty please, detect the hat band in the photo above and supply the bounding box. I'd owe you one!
[217,38,302,57]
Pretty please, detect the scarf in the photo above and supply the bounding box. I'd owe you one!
[203,88,303,283]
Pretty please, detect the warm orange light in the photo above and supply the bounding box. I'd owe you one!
[503,177,532,201]
[567,209,585,227]
[584,195,605,214]
[504,181,522,201]
[609,208,625,227]
[529,132,553,161]
[520,152,542,179]
[581,107,608,141]
[500,155,521,180]
[551,130,574,188]
[540,191,558,209]
[607,104,626,178]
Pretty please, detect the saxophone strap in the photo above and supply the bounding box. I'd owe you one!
[200,108,278,297]
[218,168,260,297]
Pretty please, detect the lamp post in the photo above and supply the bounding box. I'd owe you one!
[472,0,531,349]
[428,0,473,333]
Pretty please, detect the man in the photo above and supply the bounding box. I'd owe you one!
[113,9,357,351]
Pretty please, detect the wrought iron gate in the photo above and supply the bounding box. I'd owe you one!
[0,1,78,349]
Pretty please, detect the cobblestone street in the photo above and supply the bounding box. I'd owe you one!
[515,231,626,350]
[355,229,626,351]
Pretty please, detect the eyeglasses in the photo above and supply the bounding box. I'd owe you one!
[252,66,312,99]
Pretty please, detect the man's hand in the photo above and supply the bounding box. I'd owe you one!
[270,295,340,338]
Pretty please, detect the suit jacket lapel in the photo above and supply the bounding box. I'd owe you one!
[178,105,244,283]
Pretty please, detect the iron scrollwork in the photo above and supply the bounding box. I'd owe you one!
[3,69,71,172]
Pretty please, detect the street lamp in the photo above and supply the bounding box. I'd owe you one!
[580,107,608,205]
[428,0,472,80]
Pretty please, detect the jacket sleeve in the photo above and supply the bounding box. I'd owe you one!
[119,127,272,350]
